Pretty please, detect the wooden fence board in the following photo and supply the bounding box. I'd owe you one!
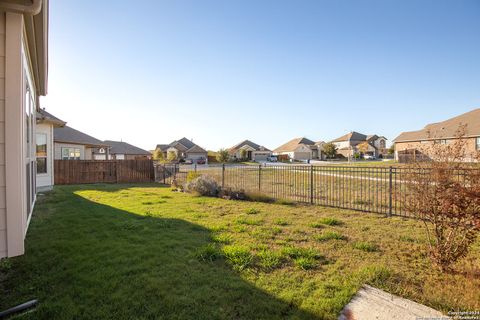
[54,160,154,185]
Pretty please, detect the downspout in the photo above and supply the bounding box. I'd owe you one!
[0,0,43,15]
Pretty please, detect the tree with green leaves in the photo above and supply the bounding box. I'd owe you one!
[357,141,370,155]
[152,149,164,161]
[322,143,337,159]
[216,148,230,163]
[167,150,178,162]
[239,149,248,161]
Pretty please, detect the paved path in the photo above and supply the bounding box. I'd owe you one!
[338,285,446,320]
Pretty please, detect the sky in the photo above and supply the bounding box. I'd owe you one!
[41,0,480,151]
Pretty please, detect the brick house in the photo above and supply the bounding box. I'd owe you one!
[393,108,480,162]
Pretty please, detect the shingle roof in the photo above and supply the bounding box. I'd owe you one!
[273,137,315,153]
[393,108,480,142]
[230,140,271,152]
[36,109,66,127]
[331,131,367,142]
[104,140,151,155]
[171,137,195,150]
[186,145,208,153]
[155,144,169,151]
[54,126,107,147]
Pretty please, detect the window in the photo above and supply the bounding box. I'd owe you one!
[477,137,480,150]
[36,133,47,174]
[62,147,81,160]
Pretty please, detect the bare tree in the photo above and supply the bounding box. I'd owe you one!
[404,125,480,272]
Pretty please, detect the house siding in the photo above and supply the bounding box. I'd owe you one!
[54,143,86,160]
[0,13,6,258]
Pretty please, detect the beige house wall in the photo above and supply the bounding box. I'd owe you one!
[54,142,86,160]
[0,13,6,258]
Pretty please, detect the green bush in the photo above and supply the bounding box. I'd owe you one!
[222,245,253,271]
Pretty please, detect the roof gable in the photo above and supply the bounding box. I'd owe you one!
[394,108,480,142]
[104,140,151,155]
[54,126,107,147]
[186,145,208,153]
[273,137,315,152]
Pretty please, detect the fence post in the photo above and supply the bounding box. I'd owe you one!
[163,164,166,184]
[388,166,393,217]
[194,163,197,172]
[174,163,177,181]
[222,163,225,188]
[258,164,262,192]
[310,165,314,204]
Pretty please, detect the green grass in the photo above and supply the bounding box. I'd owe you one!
[0,184,479,319]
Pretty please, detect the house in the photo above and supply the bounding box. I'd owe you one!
[393,108,480,162]
[54,126,110,160]
[104,140,151,160]
[0,0,49,258]
[155,138,208,164]
[273,137,325,161]
[229,140,272,162]
[36,109,66,191]
[331,132,387,158]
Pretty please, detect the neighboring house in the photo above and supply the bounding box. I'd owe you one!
[393,108,480,162]
[331,132,387,158]
[273,137,325,161]
[54,126,110,160]
[229,140,272,162]
[0,0,48,258]
[104,140,151,160]
[155,138,208,163]
[36,109,66,191]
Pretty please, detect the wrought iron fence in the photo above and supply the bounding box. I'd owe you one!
[153,163,474,218]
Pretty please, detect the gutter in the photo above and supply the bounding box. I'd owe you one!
[0,0,43,15]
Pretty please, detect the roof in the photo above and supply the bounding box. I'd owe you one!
[54,126,107,147]
[171,137,195,150]
[186,145,208,153]
[393,108,480,143]
[229,140,271,153]
[155,144,169,151]
[331,131,367,142]
[273,137,315,153]
[36,109,66,127]
[104,140,151,155]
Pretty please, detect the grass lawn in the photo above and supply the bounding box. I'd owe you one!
[1,184,479,319]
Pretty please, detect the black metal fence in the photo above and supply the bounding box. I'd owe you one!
[153,163,472,218]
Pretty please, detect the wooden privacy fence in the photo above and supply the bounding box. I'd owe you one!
[54,160,154,185]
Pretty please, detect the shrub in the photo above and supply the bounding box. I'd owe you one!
[186,171,201,182]
[404,124,480,272]
[245,208,260,215]
[352,241,378,252]
[184,175,220,197]
[258,250,284,270]
[245,192,275,203]
[216,148,230,163]
[314,231,346,242]
[218,188,247,201]
[195,244,221,262]
[222,245,253,271]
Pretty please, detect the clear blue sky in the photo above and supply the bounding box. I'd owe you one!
[41,0,480,151]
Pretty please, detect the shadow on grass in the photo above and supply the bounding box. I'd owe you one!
[0,184,319,319]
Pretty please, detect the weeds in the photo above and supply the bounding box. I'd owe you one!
[352,241,379,252]
[314,231,346,242]
[222,245,253,271]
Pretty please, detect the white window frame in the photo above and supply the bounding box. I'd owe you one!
[36,133,48,174]
[61,147,81,160]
